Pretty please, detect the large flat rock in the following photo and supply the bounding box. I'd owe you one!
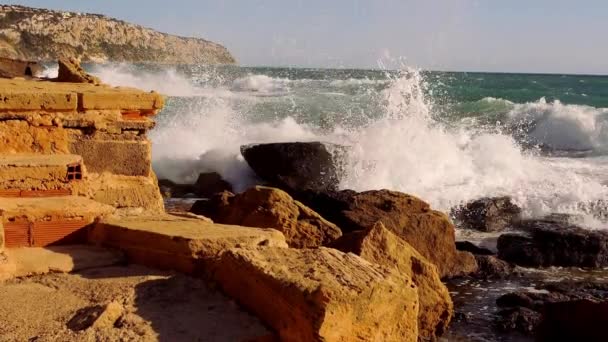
[0,196,114,220]
[5,245,125,277]
[0,78,164,112]
[213,247,419,342]
[89,214,288,274]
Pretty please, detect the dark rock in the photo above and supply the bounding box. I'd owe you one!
[495,307,541,334]
[474,255,515,279]
[158,179,196,198]
[240,142,346,193]
[451,196,521,232]
[297,189,477,278]
[537,299,608,342]
[456,241,494,255]
[539,281,608,301]
[189,191,234,219]
[497,225,608,268]
[194,172,233,198]
[497,292,570,311]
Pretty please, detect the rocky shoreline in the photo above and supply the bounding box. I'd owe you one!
[0,58,606,341]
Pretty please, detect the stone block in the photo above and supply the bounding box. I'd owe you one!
[69,138,151,176]
[213,247,419,342]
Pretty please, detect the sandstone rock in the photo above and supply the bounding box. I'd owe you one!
[330,222,452,341]
[451,197,521,232]
[497,225,608,268]
[0,57,41,78]
[297,189,477,278]
[241,142,346,193]
[67,301,123,331]
[57,58,101,85]
[89,214,288,274]
[190,187,342,248]
[212,247,419,342]
[537,300,608,342]
[195,172,233,198]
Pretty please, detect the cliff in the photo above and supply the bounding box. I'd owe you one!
[0,5,236,64]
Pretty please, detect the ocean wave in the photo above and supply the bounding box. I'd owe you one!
[231,74,291,96]
[92,64,608,225]
[329,78,388,87]
[506,98,608,152]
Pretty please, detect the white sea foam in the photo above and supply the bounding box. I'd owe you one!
[231,74,291,95]
[90,64,608,226]
[505,98,608,152]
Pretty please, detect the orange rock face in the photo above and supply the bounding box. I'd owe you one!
[331,222,453,341]
[301,189,477,278]
[191,186,342,248]
[212,247,419,342]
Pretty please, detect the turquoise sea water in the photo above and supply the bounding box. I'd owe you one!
[78,64,608,225]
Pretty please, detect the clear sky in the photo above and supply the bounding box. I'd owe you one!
[5,0,608,74]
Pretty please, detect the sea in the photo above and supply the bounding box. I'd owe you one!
[45,64,608,229]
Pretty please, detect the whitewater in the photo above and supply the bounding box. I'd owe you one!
[49,63,608,228]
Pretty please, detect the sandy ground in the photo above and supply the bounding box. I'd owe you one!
[0,265,270,342]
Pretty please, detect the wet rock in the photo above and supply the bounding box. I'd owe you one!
[241,142,346,193]
[158,179,196,198]
[451,196,521,232]
[56,58,100,85]
[497,292,571,311]
[67,302,123,331]
[298,189,477,278]
[495,307,541,334]
[474,255,515,279]
[331,222,453,341]
[212,247,419,342]
[190,186,342,248]
[537,299,608,342]
[194,172,232,198]
[455,241,494,255]
[497,225,608,268]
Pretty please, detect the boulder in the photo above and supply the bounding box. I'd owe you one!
[330,222,452,341]
[451,197,521,232]
[455,241,494,255]
[537,300,608,342]
[241,142,345,193]
[190,187,342,248]
[56,58,100,85]
[495,307,541,334]
[67,302,124,331]
[158,179,196,198]
[497,225,608,268]
[212,247,419,342]
[195,172,233,198]
[474,255,515,279]
[297,189,477,278]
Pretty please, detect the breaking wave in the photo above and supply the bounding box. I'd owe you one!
[86,64,608,226]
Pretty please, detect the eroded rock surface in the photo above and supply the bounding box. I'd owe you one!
[298,189,477,278]
[331,222,452,341]
[190,187,342,248]
[212,247,419,342]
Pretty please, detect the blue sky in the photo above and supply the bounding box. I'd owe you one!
[6,0,608,74]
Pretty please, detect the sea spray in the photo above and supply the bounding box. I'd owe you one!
[77,63,608,225]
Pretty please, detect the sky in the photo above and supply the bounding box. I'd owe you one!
[5,0,608,74]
